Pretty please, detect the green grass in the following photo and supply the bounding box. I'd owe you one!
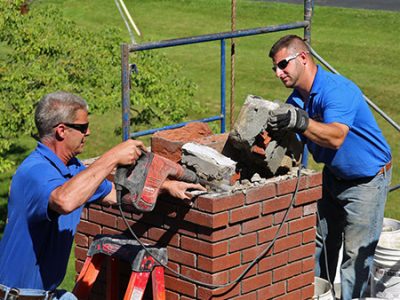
[1,0,400,290]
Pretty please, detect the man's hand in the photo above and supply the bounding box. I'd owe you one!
[267,104,309,133]
[161,180,207,200]
[109,139,147,166]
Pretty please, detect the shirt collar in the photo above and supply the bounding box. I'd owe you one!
[36,142,72,177]
[309,65,324,97]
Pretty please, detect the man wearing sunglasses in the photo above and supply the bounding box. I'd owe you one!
[0,91,205,300]
[267,35,391,300]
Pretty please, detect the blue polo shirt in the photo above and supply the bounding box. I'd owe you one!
[0,143,112,290]
[288,66,391,179]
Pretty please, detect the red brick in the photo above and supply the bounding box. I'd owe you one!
[198,252,241,273]
[289,215,316,234]
[245,183,276,204]
[302,257,315,272]
[168,247,196,267]
[259,251,288,273]
[288,243,315,262]
[230,203,260,224]
[303,227,316,244]
[274,232,302,253]
[75,233,88,248]
[197,284,240,299]
[303,202,317,216]
[195,192,245,213]
[273,260,302,282]
[242,244,272,263]
[301,284,315,300]
[80,207,88,220]
[231,291,257,300]
[308,172,322,187]
[116,219,148,238]
[241,272,272,293]
[181,236,228,257]
[276,176,307,196]
[287,270,314,291]
[165,290,180,300]
[275,289,302,300]
[257,281,286,300]
[75,260,84,275]
[102,227,121,236]
[75,246,88,261]
[229,263,257,281]
[165,274,196,297]
[165,261,180,276]
[295,187,322,206]
[181,266,228,285]
[197,224,241,242]
[77,220,101,236]
[229,232,257,252]
[258,224,287,244]
[242,215,273,234]
[273,206,303,225]
[147,227,179,246]
[263,194,292,214]
[184,210,229,229]
[88,209,117,228]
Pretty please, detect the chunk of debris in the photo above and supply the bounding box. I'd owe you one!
[181,142,238,188]
[222,94,302,178]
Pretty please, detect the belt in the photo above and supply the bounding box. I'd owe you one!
[378,161,392,175]
[0,288,53,300]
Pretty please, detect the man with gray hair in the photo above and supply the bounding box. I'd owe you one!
[0,91,204,300]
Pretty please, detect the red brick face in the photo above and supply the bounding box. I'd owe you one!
[75,172,322,299]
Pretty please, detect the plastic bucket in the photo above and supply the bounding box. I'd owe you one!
[371,224,400,299]
[313,277,335,300]
[381,218,400,235]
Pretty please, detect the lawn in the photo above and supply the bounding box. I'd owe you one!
[1,0,399,290]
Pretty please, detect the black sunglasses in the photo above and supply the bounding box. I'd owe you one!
[272,52,302,72]
[54,123,89,134]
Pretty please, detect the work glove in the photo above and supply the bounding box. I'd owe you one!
[267,104,309,133]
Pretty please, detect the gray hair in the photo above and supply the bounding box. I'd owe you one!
[35,91,88,140]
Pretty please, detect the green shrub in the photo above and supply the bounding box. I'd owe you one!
[0,0,200,172]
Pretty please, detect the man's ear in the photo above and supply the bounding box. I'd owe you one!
[54,124,66,141]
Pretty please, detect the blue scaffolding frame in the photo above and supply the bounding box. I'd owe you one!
[120,0,313,141]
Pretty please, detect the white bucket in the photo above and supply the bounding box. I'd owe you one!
[381,218,400,235]
[313,277,335,300]
[371,222,400,299]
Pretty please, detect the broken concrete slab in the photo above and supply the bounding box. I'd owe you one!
[181,142,237,187]
[222,94,302,178]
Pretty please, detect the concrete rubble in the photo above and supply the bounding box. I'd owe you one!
[222,94,302,179]
[151,94,303,192]
[181,142,237,187]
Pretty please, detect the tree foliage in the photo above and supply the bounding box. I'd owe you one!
[0,0,200,172]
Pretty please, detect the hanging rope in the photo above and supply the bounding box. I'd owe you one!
[230,0,236,130]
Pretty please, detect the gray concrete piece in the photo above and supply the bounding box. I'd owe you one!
[229,95,279,147]
[181,142,237,187]
[223,95,302,178]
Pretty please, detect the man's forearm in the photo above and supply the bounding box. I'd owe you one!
[303,119,349,149]
[49,151,117,214]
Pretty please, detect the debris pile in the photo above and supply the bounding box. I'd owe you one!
[151,95,303,192]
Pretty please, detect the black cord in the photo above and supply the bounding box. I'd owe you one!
[117,165,304,289]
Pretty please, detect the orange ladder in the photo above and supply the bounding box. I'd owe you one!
[72,234,168,300]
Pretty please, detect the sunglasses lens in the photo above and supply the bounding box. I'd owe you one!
[64,123,89,134]
[277,59,289,70]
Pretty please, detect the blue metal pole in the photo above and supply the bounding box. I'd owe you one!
[220,39,226,133]
[121,43,130,141]
[128,22,309,52]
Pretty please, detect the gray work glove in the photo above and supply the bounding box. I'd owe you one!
[267,104,309,133]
